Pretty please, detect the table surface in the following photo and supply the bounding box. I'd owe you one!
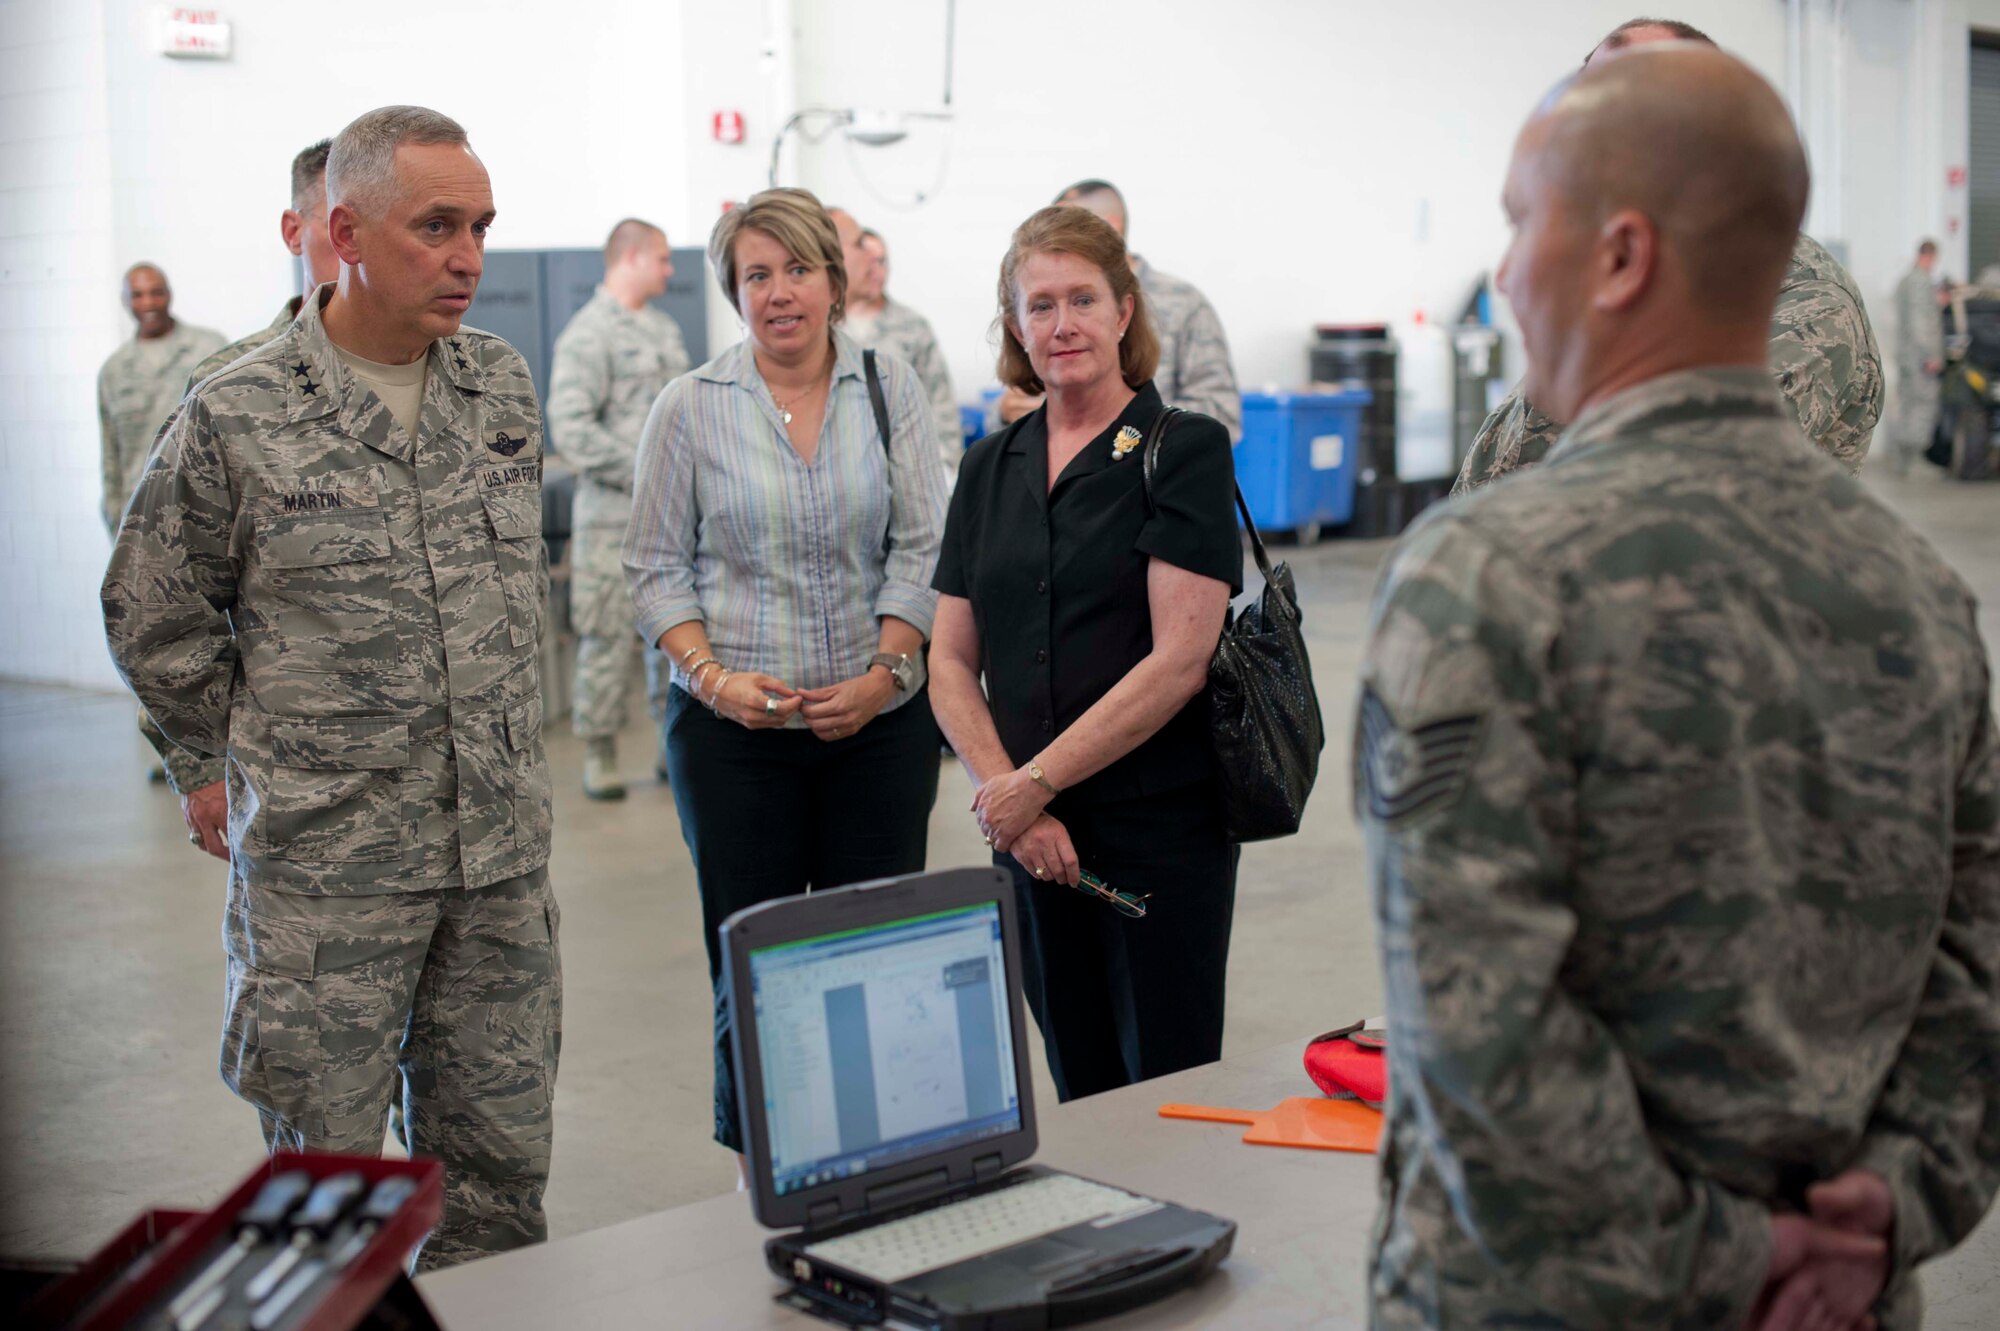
[417,1037,1375,1330]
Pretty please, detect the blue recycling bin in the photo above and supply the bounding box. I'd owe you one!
[1234,389,1373,536]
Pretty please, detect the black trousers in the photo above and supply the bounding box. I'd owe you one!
[999,781,1239,1103]
[664,686,941,1149]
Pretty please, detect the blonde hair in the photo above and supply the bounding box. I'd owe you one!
[995,205,1158,393]
[708,187,847,324]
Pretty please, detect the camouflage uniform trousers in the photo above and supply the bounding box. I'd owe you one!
[221,866,561,1270]
[571,522,664,740]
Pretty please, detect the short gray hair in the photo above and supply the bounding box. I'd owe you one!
[327,106,468,218]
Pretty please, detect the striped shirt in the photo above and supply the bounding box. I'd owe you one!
[623,330,948,719]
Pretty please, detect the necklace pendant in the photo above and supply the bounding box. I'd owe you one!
[781,409,794,425]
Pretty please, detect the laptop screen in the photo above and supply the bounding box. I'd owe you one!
[748,901,1022,1198]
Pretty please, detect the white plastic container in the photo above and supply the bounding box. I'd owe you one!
[1394,311,1456,480]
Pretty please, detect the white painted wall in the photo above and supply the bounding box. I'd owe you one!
[3,0,1993,687]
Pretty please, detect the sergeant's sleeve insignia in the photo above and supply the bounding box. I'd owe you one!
[1359,685,1483,823]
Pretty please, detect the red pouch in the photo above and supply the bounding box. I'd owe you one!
[1304,1022,1387,1109]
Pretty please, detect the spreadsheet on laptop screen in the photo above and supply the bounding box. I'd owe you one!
[749,902,1022,1197]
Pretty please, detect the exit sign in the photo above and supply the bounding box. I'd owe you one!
[154,8,232,60]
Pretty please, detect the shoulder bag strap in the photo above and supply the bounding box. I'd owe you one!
[863,349,892,455]
[1141,407,1281,593]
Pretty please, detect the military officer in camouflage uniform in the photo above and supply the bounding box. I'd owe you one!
[545,217,690,799]
[102,106,560,1270]
[993,179,1241,440]
[1358,46,1999,1330]
[153,138,345,835]
[829,207,963,469]
[98,263,225,535]
[1454,19,1883,495]
[1889,239,1945,474]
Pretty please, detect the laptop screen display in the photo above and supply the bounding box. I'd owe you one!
[749,901,1021,1198]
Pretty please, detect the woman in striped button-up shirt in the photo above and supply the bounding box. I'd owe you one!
[623,187,951,1162]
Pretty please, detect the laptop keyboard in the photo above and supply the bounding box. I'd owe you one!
[803,1173,1158,1283]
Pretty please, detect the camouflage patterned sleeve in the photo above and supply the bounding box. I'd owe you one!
[100,395,241,758]
[1768,278,1881,474]
[545,325,631,491]
[140,705,226,793]
[1359,515,1772,1326]
[1450,381,1563,496]
[1853,663,2000,1283]
[1167,296,1241,442]
[97,366,122,536]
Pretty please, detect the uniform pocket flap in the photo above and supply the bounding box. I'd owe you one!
[223,905,319,979]
[258,506,393,569]
[481,482,543,540]
[269,718,410,770]
[506,693,543,752]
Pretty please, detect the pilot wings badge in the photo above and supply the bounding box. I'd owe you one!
[487,429,530,457]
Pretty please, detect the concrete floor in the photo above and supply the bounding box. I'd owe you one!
[2,465,1996,1323]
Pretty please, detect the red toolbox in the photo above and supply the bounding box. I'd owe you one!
[24,1153,443,1331]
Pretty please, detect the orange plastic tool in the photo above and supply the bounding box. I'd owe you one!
[1158,1097,1382,1153]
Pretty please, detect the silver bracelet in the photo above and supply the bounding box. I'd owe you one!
[706,668,735,712]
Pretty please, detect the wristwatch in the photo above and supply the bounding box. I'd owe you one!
[869,652,915,692]
[1027,761,1059,797]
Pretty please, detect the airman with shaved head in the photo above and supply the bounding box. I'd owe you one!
[1359,43,2000,1331]
[1455,18,1883,492]
[98,263,224,536]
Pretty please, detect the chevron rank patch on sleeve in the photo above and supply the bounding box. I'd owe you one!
[1357,686,1482,823]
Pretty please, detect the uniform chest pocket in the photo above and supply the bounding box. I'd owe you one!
[480,481,545,649]
[250,479,406,675]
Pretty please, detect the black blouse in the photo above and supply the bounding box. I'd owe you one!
[933,382,1243,807]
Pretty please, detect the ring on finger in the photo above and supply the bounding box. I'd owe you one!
[1034,866,1048,879]
[187,831,202,848]
[764,697,777,718]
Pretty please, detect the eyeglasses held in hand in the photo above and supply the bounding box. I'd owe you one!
[1067,869,1150,918]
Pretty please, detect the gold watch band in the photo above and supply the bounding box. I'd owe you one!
[1028,761,1058,797]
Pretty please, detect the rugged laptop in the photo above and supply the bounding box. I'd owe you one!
[721,867,1236,1330]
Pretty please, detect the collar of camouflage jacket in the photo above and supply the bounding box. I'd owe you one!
[1552,366,1787,465]
[283,284,491,460]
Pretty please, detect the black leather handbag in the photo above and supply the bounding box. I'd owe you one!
[1142,408,1325,842]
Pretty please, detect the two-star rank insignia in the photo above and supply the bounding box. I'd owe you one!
[449,340,471,373]
[289,359,320,398]
[487,430,529,457]
[1357,686,1482,824]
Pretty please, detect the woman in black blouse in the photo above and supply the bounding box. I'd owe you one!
[930,205,1242,1102]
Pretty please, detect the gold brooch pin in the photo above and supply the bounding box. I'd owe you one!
[1112,425,1143,459]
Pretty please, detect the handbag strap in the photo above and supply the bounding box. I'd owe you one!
[862,349,892,455]
[1140,407,1281,591]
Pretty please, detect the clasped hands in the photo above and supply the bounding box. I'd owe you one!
[972,767,1081,886]
[1753,1169,1894,1331]
[708,667,895,742]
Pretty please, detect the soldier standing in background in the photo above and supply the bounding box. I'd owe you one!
[156,138,345,834]
[828,207,963,471]
[994,178,1242,441]
[1454,17,1884,494]
[98,263,225,536]
[1890,239,1945,475]
[102,105,560,1269]
[1359,45,1999,1331]
[545,218,690,800]
[185,139,343,391]
[97,264,224,784]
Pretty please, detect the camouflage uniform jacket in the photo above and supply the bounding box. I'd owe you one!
[102,290,553,894]
[1358,366,2000,1330]
[1454,233,1883,493]
[98,320,226,532]
[545,287,689,531]
[186,297,305,394]
[851,296,962,469]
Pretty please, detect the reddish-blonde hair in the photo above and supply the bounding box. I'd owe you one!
[994,205,1159,394]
